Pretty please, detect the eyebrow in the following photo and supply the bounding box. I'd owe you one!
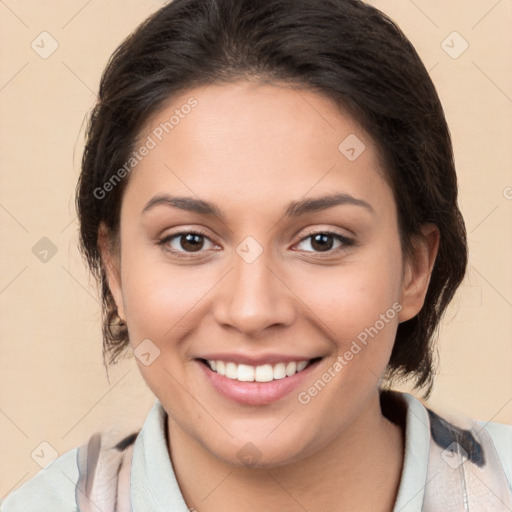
[141,192,375,218]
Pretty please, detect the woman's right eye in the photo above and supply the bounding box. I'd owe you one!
[157,230,218,258]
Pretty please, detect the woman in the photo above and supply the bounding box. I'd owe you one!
[2,0,511,511]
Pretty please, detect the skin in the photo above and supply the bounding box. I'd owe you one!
[100,80,439,512]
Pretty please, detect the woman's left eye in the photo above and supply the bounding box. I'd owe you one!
[295,232,354,254]
[157,230,354,258]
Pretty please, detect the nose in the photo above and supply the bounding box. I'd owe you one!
[212,244,296,336]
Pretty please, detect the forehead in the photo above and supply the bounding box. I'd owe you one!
[124,80,392,218]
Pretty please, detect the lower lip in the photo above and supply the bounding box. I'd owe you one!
[196,359,321,406]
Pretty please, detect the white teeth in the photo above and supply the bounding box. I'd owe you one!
[206,359,311,382]
[216,360,225,376]
[296,361,308,372]
[225,362,238,379]
[255,364,274,382]
[273,363,287,380]
[237,364,255,382]
[285,362,297,376]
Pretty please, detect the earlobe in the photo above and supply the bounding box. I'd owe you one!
[398,223,440,323]
[97,222,125,321]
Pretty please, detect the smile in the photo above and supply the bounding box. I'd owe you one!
[196,356,323,405]
[204,359,313,382]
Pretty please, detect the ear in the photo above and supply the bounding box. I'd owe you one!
[398,223,440,323]
[97,222,125,321]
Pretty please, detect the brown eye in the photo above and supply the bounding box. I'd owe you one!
[179,233,206,252]
[310,233,335,252]
[295,232,354,254]
[158,230,217,257]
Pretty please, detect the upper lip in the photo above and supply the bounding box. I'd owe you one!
[195,353,322,366]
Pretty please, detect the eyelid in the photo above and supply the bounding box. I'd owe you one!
[296,226,353,241]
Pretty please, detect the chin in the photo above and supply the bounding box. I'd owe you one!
[198,424,324,470]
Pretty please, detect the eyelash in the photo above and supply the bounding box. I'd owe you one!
[156,229,355,259]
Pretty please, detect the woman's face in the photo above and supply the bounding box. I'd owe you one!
[102,80,434,467]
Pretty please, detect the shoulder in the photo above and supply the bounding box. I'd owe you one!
[425,401,512,491]
[0,447,80,512]
[477,419,512,488]
[387,391,512,485]
[1,430,140,512]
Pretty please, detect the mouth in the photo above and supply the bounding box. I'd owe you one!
[198,357,322,383]
[195,356,323,405]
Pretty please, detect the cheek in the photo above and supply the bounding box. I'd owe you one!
[290,258,403,420]
[291,252,403,341]
[121,260,213,343]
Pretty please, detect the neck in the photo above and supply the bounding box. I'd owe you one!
[167,389,404,512]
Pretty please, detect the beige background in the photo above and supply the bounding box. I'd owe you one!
[1,0,511,498]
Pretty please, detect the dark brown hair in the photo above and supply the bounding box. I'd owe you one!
[76,0,468,397]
